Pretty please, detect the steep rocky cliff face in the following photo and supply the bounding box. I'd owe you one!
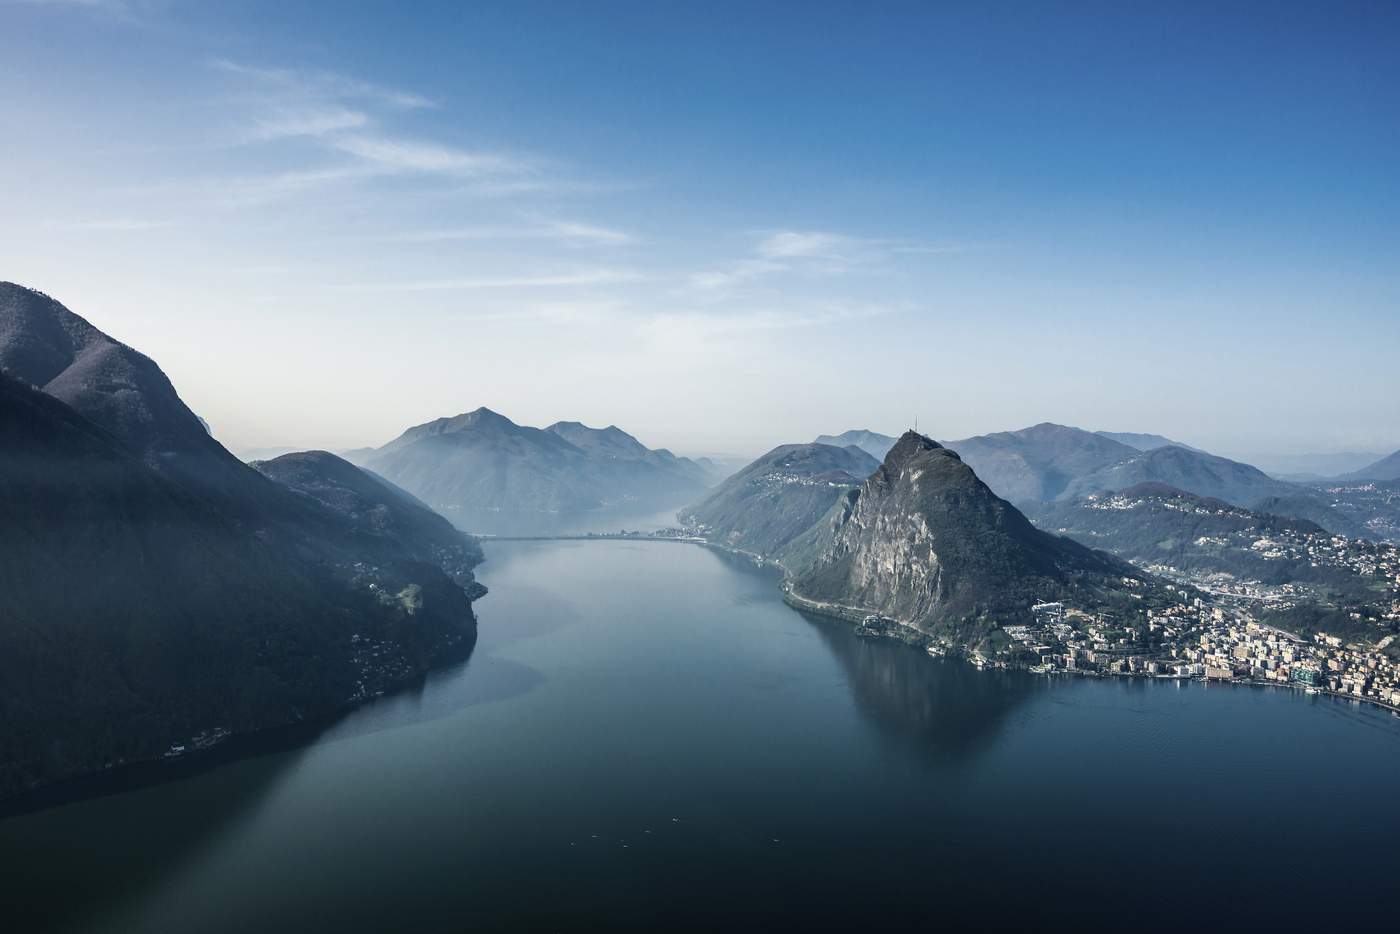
[794,432,1132,641]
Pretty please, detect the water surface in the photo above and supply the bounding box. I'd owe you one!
[3,540,1398,931]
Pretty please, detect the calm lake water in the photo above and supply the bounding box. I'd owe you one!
[3,540,1399,931]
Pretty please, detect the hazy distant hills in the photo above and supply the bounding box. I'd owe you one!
[0,282,484,798]
[354,408,715,532]
[680,442,879,559]
[929,422,1363,537]
[1339,449,1400,482]
[793,433,1157,645]
[814,420,1398,542]
[941,423,1138,503]
[1056,443,1302,508]
[812,429,899,461]
[1252,450,1390,480]
[1092,430,1202,453]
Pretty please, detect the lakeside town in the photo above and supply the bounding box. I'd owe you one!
[987,597,1400,712]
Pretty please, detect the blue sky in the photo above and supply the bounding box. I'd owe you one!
[3,0,1397,460]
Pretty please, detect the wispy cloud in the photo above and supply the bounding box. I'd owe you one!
[642,302,909,353]
[149,165,381,208]
[211,59,437,110]
[387,218,634,247]
[327,134,529,176]
[689,259,785,292]
[204,58,546,202]
[341,268,644,292]
[45,217,175,232]
[248,106,369,142]
[690,228,967,294]
[755,230,856,260]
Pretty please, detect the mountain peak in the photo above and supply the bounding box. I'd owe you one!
[394,407,521,444]
[887,430,948,459]
[812,429,899,461]
[794,427,1126,637]
[459,406,513,425]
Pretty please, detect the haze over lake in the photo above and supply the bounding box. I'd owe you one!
[4,539,1397,932]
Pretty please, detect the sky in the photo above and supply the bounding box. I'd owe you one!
[2,0,1398,462]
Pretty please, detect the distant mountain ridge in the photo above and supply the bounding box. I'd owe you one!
[812,429,899,461]
[1340,449,1400,482]
[1057,443,1302,508]
[1093,430,1202,452]
[904,419,1367,539]
[354,408,714,532]
[942,423,1139,503]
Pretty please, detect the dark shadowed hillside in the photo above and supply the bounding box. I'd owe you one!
[0,283,278,518]
[0,283,485,799]
[252,451,486,595]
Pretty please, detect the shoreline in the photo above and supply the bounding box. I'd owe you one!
[511,533,1400,722]
[773,555,1400,718]
[0,609,483,819]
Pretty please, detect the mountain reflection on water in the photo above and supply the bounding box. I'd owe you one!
[803,613,1033,758]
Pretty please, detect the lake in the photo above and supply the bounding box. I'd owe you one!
[3,539,1399,931]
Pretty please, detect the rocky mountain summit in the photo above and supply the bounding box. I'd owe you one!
[792,432,1148,644]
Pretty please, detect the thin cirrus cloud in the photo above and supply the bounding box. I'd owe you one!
[690,228,968,292]
[341,268,645,292]
[643,302,910,351]
[210,58,438,110]
[327,134,532,177]
[44,218,176,232]
[387,219,634,247]
[248,106,370,142]
[205,58,545,201]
